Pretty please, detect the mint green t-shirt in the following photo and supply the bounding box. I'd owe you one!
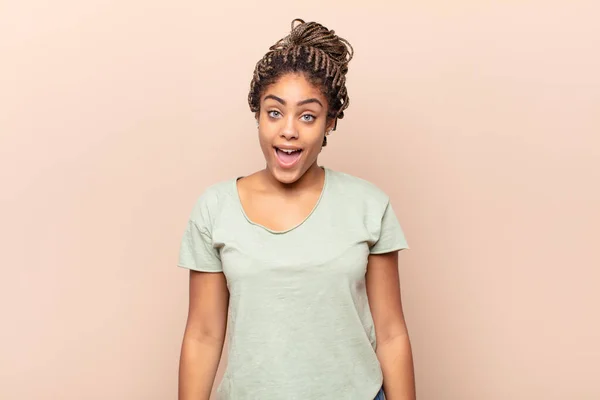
[178,167,409,400]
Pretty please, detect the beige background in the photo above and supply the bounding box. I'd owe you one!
[1,1,599,399]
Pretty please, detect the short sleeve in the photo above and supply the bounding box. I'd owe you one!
[369,200,410,254]
[177,194,223,272]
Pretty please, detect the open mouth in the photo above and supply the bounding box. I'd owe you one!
[274,147,303,167]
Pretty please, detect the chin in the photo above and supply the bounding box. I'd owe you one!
[269,164,305,185]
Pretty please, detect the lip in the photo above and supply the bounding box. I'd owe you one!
[274,145,303,151]
[273,146,303,169]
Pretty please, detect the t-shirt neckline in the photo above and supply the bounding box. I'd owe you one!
[233,166,330,235]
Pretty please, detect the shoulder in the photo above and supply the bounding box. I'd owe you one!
[234,170,264,197]
[326,168,390,205]
[188,178,237,224]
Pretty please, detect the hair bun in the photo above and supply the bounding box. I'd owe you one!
[250,19,354,129]
[269,18,353,70]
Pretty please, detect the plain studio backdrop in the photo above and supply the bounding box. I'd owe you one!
[1,1,599,399]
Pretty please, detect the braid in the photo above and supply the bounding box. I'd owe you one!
[248,19,354,145]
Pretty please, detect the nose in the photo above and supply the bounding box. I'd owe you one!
[280,116,298,140]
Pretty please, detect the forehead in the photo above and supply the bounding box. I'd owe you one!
[262,73,325,102]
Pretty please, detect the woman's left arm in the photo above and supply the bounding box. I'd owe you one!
[366,251,416,400]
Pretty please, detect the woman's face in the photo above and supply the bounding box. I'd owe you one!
[257,73,333,185]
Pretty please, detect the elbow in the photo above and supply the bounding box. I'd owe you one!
[376,322,410,347]
[183,319,227,348]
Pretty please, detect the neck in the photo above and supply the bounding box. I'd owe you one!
[263,162,324,194]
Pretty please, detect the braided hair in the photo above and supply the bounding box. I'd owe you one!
[248,19,354,146]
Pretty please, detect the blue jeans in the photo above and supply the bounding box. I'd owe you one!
[374,387,385,400]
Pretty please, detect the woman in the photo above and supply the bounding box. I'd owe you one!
[177,19,416,400]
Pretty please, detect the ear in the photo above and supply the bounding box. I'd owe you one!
[326,117,337,132]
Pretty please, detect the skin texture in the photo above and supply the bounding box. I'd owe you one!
[178,72,416,400]
[257,72,333,187]
[178,272,228,400]
[237,72,335,232]
[367,251,417,400]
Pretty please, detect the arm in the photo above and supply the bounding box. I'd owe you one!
[178,270,229,400]
[366,251,416,400]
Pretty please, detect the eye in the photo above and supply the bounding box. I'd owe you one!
[267,110,281,118]
[301,114,316,122]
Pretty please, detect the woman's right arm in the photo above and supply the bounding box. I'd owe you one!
[178,270,229,400]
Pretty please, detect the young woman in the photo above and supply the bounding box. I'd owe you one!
[177,19,416,400]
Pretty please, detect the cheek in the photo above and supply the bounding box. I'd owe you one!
[306,128,326,148]
[257,130,275,153]
[307,135,324,150]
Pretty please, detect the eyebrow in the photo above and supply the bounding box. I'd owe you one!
[264,94,323,108]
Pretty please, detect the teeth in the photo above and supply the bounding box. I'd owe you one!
[280,148,299,154]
